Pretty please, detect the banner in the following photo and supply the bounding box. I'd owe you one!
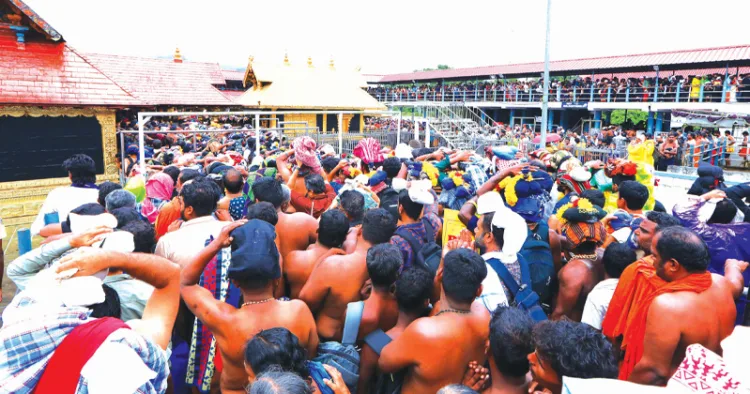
[562,102,589,109]
[442,209,473,246]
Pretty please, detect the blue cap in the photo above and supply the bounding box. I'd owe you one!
[228,220,280,281]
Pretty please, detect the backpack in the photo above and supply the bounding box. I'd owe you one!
[313,301,363,393]
[379,188,400,220]
[518,222,555,305]
[364,330,404,394]
[487,255,548,322]
[394,218,442,275]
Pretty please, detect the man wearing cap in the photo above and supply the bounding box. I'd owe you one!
[300,209,396,341]
[390,181,443,269]
[550,198,607,322]
[181,220,319,394]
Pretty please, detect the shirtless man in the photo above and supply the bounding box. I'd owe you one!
[181,220,319,394]
[252,177,318,262]
[358,243,401,339]
[358,266,433,394]
[629,227,746,385]
[299,208,396,341]
[485,307,535,394]
[379,248,491,394]
[551,221,607,322]
[285,210,349,299]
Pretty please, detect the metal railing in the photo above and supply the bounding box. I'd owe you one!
[369,86,750,104]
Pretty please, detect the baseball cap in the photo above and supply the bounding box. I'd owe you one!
[228,220,280,281]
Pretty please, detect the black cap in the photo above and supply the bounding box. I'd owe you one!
[228,220,280,281]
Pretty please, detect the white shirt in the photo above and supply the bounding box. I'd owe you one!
[155,215,229,266]
[478,252,510,312]
[30,186,99,236]
[581,278,619,330]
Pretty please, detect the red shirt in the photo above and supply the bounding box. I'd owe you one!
[290,184,336,219]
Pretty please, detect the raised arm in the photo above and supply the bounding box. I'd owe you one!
[378,321,423,373]
[55,249,181,350]
[181,221,246,331]
[276,151,294,182]
[723,259,748,300]
[287,167,300,189]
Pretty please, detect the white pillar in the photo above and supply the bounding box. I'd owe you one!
[396,113,402,146]
[414,120,420,143]
[138,115,146,175]
[425,118,431,147]
[254,113,261,157]
[338,113,344,155]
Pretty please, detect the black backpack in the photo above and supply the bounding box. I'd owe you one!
[394,218,442,275]
[487,255,548,322]
[364,330,404,394]
[518,222,555,305]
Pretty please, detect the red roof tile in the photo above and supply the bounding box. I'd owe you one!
[0,28,142,106]
[221,69,244,81]
[82,53,236,106]
[379,45,750,83]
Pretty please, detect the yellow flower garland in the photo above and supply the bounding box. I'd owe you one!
[496,173,534,207]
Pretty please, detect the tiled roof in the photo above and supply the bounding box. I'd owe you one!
[0,28,142,106]
[221,69,244,81]
[81,53,236,106]
[380,45,750,83]
[588,67,750,80]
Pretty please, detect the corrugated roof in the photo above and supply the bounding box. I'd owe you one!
[0,29,142,106]
[237,60,385,110]
[380,45,750,83]
[82,53,235,106]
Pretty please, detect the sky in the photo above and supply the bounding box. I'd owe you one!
[23,0,750,75]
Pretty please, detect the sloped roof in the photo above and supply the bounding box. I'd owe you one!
[7,0,62,41]
[221,69,244,82]
[82,53,235,106]
[237,60,385,110]
[0,28,142,106]
[380,45,750,83]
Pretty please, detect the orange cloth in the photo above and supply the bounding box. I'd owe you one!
[154,197,182,241]
[602,258,712,380]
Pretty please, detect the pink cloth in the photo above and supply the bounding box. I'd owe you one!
[353,138,385,164]
[292,136,320,171]
[141,172,175,223]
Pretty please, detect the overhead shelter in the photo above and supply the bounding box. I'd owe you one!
[379,45,750,83]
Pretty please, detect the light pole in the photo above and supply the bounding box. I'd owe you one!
[539,0,552,148]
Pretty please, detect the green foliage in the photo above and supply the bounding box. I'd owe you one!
[414,65,452,72]
[610,109,648,127]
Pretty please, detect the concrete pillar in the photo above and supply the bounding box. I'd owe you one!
[510,109,516,127]
[655,112,664,133]
[560,110,569,130]
[647,111,655,135]
[548,110,554,131]
[593,111,602,130]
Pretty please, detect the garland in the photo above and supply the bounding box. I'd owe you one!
[497,173,534,207]
[555,198,596,226]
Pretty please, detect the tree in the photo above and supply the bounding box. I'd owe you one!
[610,109,648,128]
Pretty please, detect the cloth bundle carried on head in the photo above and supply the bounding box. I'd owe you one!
[292,136,321,172]
[408,180,435,205]
[353,138,385,165]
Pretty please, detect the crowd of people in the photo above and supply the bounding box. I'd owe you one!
[368,73,750,103]
[3,122,750,394]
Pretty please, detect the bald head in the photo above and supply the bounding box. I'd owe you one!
[223,169,244,194]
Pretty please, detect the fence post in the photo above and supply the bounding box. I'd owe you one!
[338,113,344,155]
[515,90,519,102]
[675,84,681,102]
[425,118,431,147]
[572,88,577,102]
[589,85,594,102]
[625,87,629,102]
[607,87,611,102]
[254,113,261,157]
[556,85,561,102]
[483,89,487,101]
[441,89,445,102]
[493,89,497,102]
[396,113,402,146]
[699,84,704,102]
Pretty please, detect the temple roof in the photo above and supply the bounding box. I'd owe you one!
[6,0,62,41]
[82,53,236,106]
[0,29,142,106]
[237,57,385,110]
